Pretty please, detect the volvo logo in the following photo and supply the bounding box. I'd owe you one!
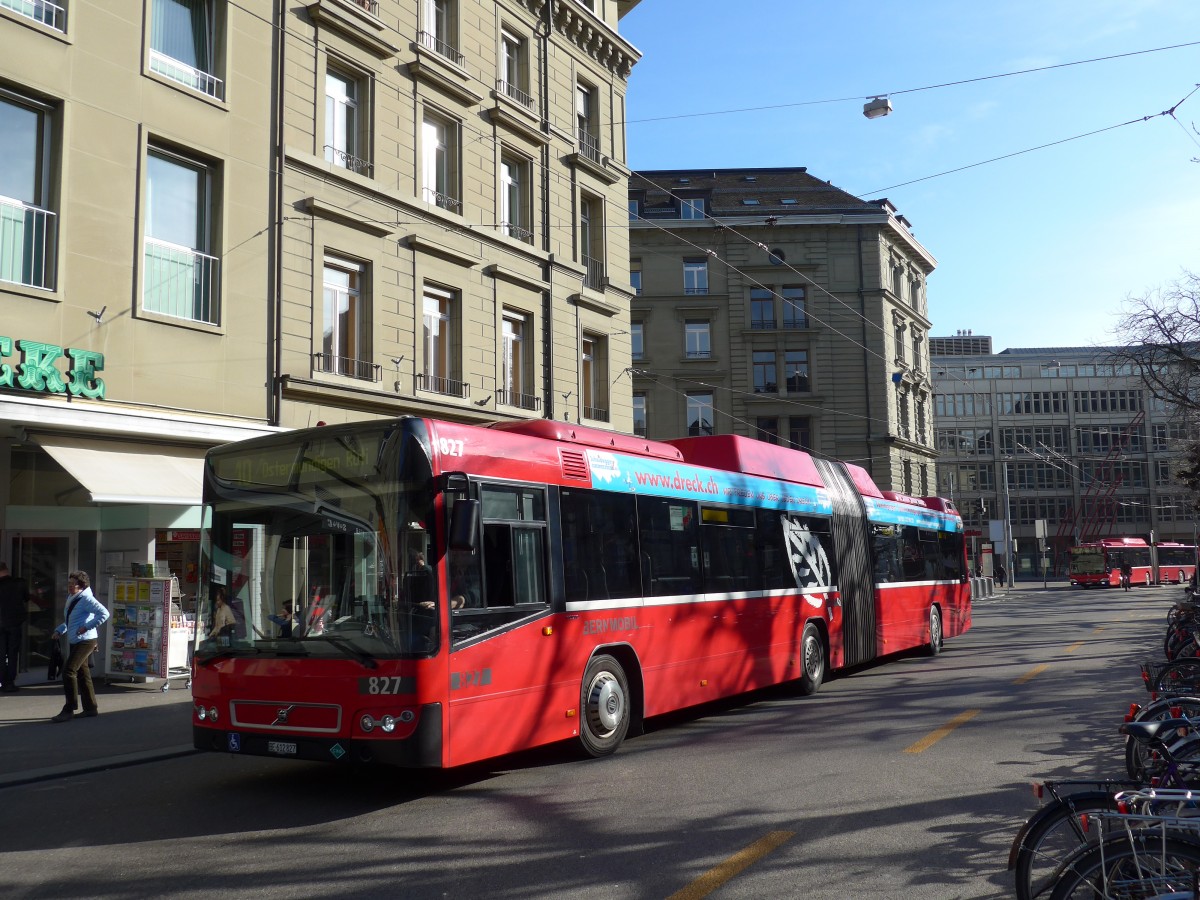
[273,705,295,726]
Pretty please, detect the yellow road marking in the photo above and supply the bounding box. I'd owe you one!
[1093,626,1106,633]
[667,831,795,900]
[1065,641,1084,654]
[1014,663,1050,684]
[904,709,981,754]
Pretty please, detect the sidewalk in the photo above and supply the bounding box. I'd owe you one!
[0,675,196,788]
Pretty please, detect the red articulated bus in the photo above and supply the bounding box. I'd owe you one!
[191,416,971,768]
[1068,537,1198,587]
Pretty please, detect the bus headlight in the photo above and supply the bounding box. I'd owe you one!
[381,715,397,733]
[360,714,375,733]
[207,707,219,722]
[195,704,207,721]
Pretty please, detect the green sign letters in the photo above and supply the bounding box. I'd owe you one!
[0,337,106,400]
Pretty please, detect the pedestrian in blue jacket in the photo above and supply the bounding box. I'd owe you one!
[50,571,110,723]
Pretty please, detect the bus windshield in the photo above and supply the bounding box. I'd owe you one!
[1068,547,1105,576]
[196,421,437,661]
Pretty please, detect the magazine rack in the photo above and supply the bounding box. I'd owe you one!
[104,576,193,689]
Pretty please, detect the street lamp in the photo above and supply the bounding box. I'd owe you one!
[1001,457,1016,589]
[863,97,892,119]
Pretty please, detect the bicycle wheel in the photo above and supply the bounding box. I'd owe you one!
[1011,791,1120,900]
[1127,697,1200,780]
[1156,658,1200,694]
[1048,833,1200,899]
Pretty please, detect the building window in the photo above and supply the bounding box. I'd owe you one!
[143,146,218,325]
[632,393,647,437]
[419,0,461,65]
[687,392,714,436]
[421,112,460,213]
[0,90,56,290]
[911,331,923,373]
[579,192,603,289]
[685,320,710,359]
[892,263,903,297]
[421,284,465,397]
[318,258,374,380]
[628,198,640,220]
[498,29,531,108]
[750,288,774,329]
[784,350,809,393]
[500,310,537,410]
[679,197,704,219]
[894,321,907,362]
[781,286,806,328]
[630,258,642,295]
[903,459,913,494]
[324,67,370,175]
[753,351,777,394]
[581,334,608,422]
[500,152,531,242]
[916,396,927,445]
[631,321,644,360]
[789,416,811,450]
[576,82,599,163]
[2,0,66,30]
[683,258,708,295]
[756,417,780,445]
[149,0,223,100]
[898,389,911,440]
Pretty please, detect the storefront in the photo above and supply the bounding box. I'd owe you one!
[1,391,277,684]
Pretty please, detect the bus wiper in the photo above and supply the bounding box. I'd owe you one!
[320,636,378,669]
[197,646,262,667]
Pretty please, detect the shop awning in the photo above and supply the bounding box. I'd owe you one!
[33,435,207,505]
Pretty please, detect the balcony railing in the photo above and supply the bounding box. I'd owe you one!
[416,373,469,399]
[497,389,541,411]
[417,30,464,67]
[149,49,224,100]
[313,353,381,382]
[782,317,809,329]
[324,146,373,177]
[0,196,56,290]
[143,238,219,325]
[583,405,609,423]
[496,79,534,110]
[633,421,647,437]
[577,127,601,164]
[582,254,603,291]
[685,350,711,360]
[423,188,461,214]
[502,221,533,243]
[750,318,776,330]
[1,0,65,31]
[684,286,708,295]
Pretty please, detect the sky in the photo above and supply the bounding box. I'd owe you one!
[619,0,1200,354]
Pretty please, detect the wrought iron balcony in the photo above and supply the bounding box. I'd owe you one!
[312,353,381,382]
[496,80,534,110]
[143,238,219,325]
[582,254,604,291]
[684,287,708,295]
[633,421,647,437]
[497,389,541,411]
[782,317,809,329]
[423,188,461,214]
[417,30,464,67]
[583,405,609,423]
[685,350,711,360]
[324,146,372,176]
[2,0,65,31]
[502,221,533,243]
[577,127,601,164]
[0,196,56,290]
[750,318,776,330]
[149,49,224,100]
[416,373,469,399]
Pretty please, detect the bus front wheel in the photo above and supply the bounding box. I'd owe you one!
[578,654,630,758]
[797,624,825,695]
[927,605,943,657]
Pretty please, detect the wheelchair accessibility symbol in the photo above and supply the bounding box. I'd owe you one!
[228,733,241,752]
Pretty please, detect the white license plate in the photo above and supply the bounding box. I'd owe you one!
[267,741,297,755]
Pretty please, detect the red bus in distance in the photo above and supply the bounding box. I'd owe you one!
[191,417,971,769]
[1068,537,1198,587]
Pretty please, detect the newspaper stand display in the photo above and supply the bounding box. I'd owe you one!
[105,574,193,690]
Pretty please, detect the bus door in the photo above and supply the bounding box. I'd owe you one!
[813,459,876,667]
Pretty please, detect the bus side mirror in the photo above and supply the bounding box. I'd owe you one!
[449,499,479,551]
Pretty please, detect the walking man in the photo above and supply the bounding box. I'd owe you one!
[0,562,28,692]
[50,571,109,722]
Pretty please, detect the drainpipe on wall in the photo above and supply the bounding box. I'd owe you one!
[857,224,873,479]
[268,0,287,427]
[539,0,554,420]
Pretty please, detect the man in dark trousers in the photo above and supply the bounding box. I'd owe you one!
[0,562,28,692]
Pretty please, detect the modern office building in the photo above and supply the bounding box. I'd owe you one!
[0,0,641,682]
[932,342,1192,578]
[628,167,938,493]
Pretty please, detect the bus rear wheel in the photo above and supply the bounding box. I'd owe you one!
[578,654,630,758]
[797,624,825,695]
[927,605,943,657]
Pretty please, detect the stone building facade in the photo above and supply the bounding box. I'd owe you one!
[628,167,937,493]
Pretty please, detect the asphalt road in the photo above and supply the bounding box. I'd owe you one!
[0,584,1176,899]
